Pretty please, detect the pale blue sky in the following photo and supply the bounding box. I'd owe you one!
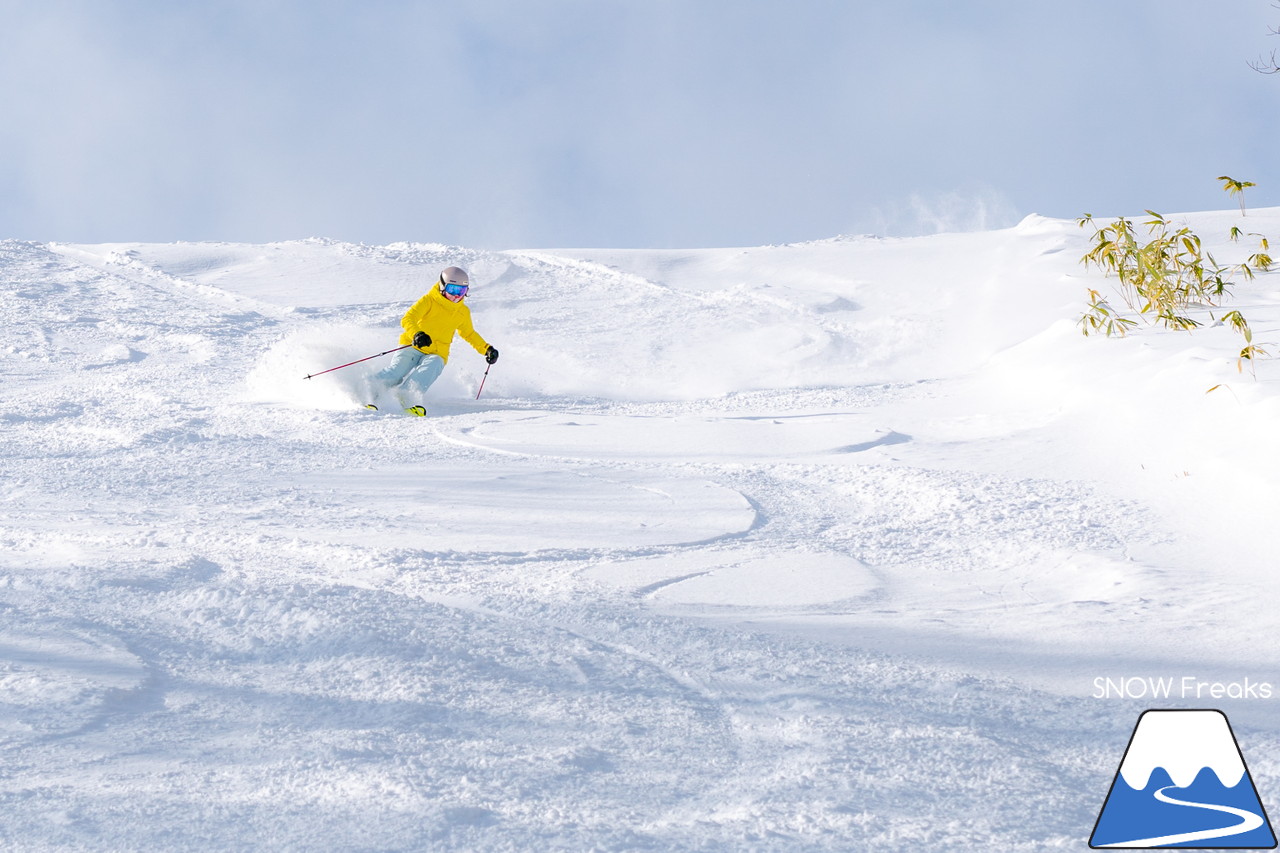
[1,1,1277,247]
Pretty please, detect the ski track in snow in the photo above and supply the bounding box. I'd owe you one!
[3,220,1280,850]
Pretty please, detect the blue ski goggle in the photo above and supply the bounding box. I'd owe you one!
[442,282,469,298]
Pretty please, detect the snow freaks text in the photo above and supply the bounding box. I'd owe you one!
[1093,676,1274,701]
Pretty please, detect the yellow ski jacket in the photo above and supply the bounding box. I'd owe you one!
[398,284,491,363]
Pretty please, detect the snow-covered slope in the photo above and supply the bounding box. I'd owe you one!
[3,211,1279,849]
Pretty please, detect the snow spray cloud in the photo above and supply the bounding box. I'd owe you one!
[857,187,1021,237]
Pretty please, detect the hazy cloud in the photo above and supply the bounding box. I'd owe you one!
[0,0,1276,247]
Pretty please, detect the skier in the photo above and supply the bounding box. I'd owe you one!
[371,266,499,416]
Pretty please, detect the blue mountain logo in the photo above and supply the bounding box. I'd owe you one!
[1091,709,1276,849]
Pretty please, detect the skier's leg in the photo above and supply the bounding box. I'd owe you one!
[398,355,446,406]
[374,348,424,389]
[364,348,425,409]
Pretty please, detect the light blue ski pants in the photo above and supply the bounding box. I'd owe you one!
[375,348,445,403]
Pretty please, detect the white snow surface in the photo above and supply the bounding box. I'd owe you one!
[3,211,1280,849]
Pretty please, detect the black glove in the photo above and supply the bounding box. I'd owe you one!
[413,331,431,348]
[485,346,499,365]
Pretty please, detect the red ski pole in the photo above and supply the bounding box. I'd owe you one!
[475,363,492,399]
[304,344,413,380]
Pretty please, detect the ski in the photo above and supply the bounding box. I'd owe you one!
[362,403,426,417]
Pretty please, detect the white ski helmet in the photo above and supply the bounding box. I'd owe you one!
[438,266,470,302]
[440,266,469,287]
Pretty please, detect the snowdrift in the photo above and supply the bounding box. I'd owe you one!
[3,210,1280,850]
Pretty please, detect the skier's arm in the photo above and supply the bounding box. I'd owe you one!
[400,296,438,350]
[401,295,432,333]
[458,312,491,356]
